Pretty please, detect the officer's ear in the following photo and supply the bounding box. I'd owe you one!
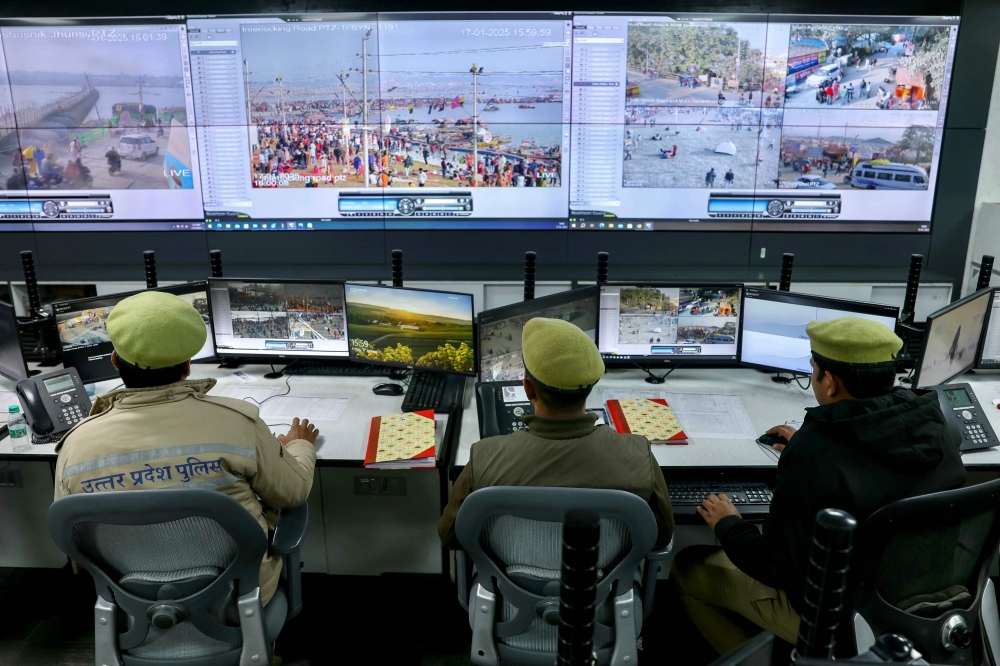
[110,352,119,370]
[523,377,538,402]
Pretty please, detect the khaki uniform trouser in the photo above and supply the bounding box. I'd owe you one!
[671,545,801,655]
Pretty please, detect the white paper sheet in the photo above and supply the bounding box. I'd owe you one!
[217,385,284,404]
[259,396,350,422]
[602,390,756,440]
[0,391,19,412]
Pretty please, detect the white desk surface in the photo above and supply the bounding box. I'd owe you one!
[0,363,453,465]
[455,367,1000,470]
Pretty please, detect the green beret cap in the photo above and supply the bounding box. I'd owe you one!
[107,291,207,369]
[806,317,902,365]
[522,317,604,391]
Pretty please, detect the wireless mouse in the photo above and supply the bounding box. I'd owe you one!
[372,383,405,397]
[757,432,788,447]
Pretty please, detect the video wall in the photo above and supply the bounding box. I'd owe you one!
[0,12,960,233]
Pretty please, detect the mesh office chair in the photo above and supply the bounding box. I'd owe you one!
[852,479,1000,666]
[48,489,308,666]
[454,486,672,666]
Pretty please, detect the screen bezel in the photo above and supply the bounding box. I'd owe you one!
[739,287,901,375]
[344,282,476,377]
[600,282,745,367]
[207,278,350,361]
[975,288,1000,370]
[913,287,993,388]
[51,281,215,383]
[0,299,29,382]
[476,285,601,382]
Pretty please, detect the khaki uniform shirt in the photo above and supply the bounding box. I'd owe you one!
[54,379,316,605]
[439,413,674,549]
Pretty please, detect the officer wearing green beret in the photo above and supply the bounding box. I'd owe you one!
[438,317,674,549]
[54,291,319,606]
[672,317,967,655]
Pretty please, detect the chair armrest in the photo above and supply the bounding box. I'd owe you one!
[456,550,470,612]
[270,503,309,557]
[642,537,674,620]
[645,536,675,560]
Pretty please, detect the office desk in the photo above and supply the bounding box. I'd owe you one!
[455,367,1000,472]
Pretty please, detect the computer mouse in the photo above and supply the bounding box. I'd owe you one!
[372,383,405,397]
[757,433,788,447]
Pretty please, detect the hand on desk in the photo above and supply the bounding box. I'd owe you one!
[764,424,798,452]
[697,493,741,530]
[278,418,319,446]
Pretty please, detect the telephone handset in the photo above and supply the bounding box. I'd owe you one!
[924,382,998,452]
[16,368,91,439]
[475,381,535,438]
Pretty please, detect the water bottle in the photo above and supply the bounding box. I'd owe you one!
[8,405,29,453]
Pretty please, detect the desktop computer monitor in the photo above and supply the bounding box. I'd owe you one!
[208,280,348,360]
[344,283,475,376]
[477,287,600,382]
[52,282,215,384]
[0,299,29,382]
[599,284,743,364]
[741,288,900,375]
[977,288,1000,370]
[913,288,993,388]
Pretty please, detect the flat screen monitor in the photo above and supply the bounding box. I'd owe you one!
[52,282,214,384]
[477,287,599,382]
[599,284,743,364]
[978,289,1000,369]
[208,280,348,360]
[344,283,475,375]
[741,288,899,375]
[913,288,992,388]
[0,299,29,382]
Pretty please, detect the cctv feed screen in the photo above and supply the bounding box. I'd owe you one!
[916,290,991,388]
[478,287,599,382]
[209,281,348,358]
[741,288,898,375]
[53,285,214,383]
[598,285,741,361]
[345,283,475,374]
[0,12,958,233]
[980,291,1000,369]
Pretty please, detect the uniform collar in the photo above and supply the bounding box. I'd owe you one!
[92,378,217,414]
[521,413,599,440]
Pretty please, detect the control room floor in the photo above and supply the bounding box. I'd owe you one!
[0,566,721,665]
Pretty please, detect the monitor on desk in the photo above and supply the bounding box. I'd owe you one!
[599,284,743,365]
[208,280,348,360]
[345,283,475,376]
[741,288,899,375]
[0,299,29,382]
[52,282,215,384]
[914,288,993,388]
[977,289,1000,370]
[478,287,599,382]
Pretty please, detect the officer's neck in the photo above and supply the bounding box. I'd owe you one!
[530,400,587,420]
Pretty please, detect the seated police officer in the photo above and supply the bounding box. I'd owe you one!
[672,318,967,654]
[439,317,673,549]
[54,291,319,606]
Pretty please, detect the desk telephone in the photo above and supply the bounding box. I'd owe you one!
[476,381,534,438]
[925,383,998,452]
[16,368,91,440]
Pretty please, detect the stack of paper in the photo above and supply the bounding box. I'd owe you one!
[364,410,436,469]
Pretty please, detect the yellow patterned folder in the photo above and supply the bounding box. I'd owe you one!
[607,398,687,444]
[365,410,436,468]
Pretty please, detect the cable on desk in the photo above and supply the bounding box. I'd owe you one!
[756,441,782,462]
[239,374,293,407]
[793,375,812,391]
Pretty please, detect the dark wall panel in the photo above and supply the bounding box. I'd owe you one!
[208,230,386,280]
[943,0,1000,129]
[0,233,36,281]
[29,231,209,282]
[383,231,568,280]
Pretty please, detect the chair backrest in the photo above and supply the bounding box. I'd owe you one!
[852,479,1000,665]
[48,489,268,660]
[455,487,657,660]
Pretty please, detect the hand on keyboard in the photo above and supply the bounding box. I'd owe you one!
[697,493,742,530]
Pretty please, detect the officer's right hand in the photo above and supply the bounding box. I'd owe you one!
[765,425,797,452]
[279,418,319,446]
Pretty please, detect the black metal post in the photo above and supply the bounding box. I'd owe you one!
[524,251,537,301]
[20,250,41,318]
[557,509,600,666]
[977,255,994,291]
[209,249,224,278]
[597,252,609,285]
[391,249,404,288]
[900,254,923,326]
[796,508,857,661]
[779,253,794,292]
[143,251,158,289]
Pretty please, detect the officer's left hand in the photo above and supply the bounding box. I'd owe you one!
[697,493,741,530]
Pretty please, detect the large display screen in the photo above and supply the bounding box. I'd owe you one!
[0,12,960,232]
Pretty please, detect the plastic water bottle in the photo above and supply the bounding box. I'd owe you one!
[8,405,29,453]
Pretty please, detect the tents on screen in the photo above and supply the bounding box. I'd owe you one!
[715,140,737,156]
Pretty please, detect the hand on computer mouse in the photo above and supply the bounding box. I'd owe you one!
[760,425,796,452]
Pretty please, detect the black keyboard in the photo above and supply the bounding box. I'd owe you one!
[402,371,462,414]
[284,359,391,376]
[668,481,773,516]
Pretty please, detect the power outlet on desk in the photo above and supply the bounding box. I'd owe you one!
[354,476,407,496]
[0,469,24,488]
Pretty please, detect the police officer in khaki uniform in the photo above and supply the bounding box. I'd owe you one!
[439,317,674,549]
[54,291,319,606]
